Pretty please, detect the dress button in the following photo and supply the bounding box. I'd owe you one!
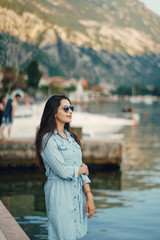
[74,162,76,164]
[75,220,76,222]
[74,185,76,187]
[74,208,76,211]
[74,196,76,199]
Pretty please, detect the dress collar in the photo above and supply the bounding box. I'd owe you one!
[64,129,72,143]
[54,130,58,135]
[54,129,72,143]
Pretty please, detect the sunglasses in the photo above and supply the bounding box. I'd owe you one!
[59,105,74,113]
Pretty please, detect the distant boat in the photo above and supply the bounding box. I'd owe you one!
[143,95,153,105]
[71,112,135,138]
[129,95,154,105]
[129,96,143,104]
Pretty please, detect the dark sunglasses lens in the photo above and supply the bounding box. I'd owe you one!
[70,106,74,111]
[63,106,69,112]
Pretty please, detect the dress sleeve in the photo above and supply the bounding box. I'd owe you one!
[81,174,91,186]
[41,136,79,180]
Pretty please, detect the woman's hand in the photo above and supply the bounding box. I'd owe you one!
[78,163,89,176]
[82,163,89,175]
[86,194,95,219]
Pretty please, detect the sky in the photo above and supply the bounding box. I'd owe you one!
[138,0,160,15]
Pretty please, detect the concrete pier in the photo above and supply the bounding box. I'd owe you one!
[0,137,122,169]
[82,137,122,166]
[0,201,30,240]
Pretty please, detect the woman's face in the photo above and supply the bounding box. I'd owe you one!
[2,96,6,103]
[55,99,73,125]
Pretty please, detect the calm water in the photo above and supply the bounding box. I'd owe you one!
[0,101,160,240]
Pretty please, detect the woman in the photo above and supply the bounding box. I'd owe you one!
[0,95,6,125]
[0,95,6,140]
[35,95,95,240]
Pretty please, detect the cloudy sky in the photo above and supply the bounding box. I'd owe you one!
[138,0,160,15]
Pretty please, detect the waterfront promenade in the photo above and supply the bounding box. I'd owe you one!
[0,200,30,240]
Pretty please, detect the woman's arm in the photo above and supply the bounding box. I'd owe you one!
[0,103,5,111]
[83,183,95,219]
[41,136,87,180]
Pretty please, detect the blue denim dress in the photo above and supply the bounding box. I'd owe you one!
[41,129,91,240]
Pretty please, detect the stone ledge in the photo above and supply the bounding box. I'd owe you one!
[0,137,122,168]
[0,201,30,240]
[0,230,7,240]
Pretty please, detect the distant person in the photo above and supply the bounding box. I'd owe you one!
[0,95,6,124]
[24,96,30,105]
[122,105,132,113]
[0,95,6,140]
[0,93,21,141]
[35,95,95,240]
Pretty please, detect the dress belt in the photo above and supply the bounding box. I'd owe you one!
[78,176,84,223]
[47,176,61,180]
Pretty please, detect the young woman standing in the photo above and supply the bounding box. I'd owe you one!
[35,95,95,240]
[0,95,6,140]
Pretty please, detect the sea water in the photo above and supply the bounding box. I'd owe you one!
[0,101,160,240]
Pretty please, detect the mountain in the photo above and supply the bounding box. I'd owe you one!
[0,0,160,87]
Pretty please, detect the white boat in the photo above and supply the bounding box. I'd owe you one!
[71,112,134,137]
[143,96,153,105]
[5,103,137,140]
[129,96,143,104]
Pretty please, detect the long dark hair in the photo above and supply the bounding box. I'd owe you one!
[35,95,81,169]
[0,95,6,103]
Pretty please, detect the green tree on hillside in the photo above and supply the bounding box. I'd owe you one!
[2,66,18,93]
[26,60,42,89]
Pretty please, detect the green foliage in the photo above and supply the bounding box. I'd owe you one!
[26,60,42,90]
[114,84,160,96]
[65,86,76,92]
[50,86,65,94]
[133,84,150,95]
[152,88,160,96]
[39,85,49,95]
[15,74,28,90]
[112,86,131,96]
[2,65,17,93]
[39,85,70,95]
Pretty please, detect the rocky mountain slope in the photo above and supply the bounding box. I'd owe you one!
[0,0,160,86]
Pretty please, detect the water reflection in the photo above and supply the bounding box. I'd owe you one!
[0,171,46,215]
[0,170,122,215]
[90,171,121,190]
[0,169,123,240]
